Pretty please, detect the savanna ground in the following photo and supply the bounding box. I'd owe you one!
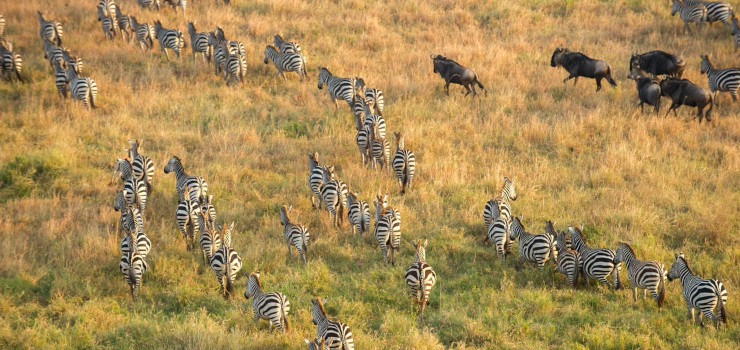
[1,0,739,349]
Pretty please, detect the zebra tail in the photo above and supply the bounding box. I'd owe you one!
[606,66,617,87]
[53,23,62,46]
[301,54,308,79]
[717,290,727,324]
[401,167,408,195]
[225,254,233,297]
[281,297,290,331]
[301,231,308,264]
[657,272,665,308]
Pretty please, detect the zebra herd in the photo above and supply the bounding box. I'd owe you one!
[481,179,729,329]
[0,15,23,83]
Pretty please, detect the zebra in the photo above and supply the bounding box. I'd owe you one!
[671,0,708,33]
[114,6,132,42]
[0,15,5,40]
[308,153,330,209]
[373,195,401,266]
[320,168,345,227]
[51,57,68,98]
[487,217,510,262]
[355,78,385,116]
[683,0,733,25]
[127,140,154,192]
[119,238,148,301]
[113,190,131,237]
[667,253,728,329]
[310,297,354,350]
[279,205,310,263]
[130,16,155,53]
[198,211,222,264]
[346,192,370,236]
[405,239,437,319]
[369,121,390,174]
[554,226,582,289]
[700,54,740,102]
[353,107,371,167]
[360,96,386,139]
[273,34,301,54]
[305,338,338,350]
[317,66,355,109]
[153,20,185,61]
[0,41,22,82]
[120,205,151,259]
[614,242,666,309]
[223,49,247,86]
[264,45,307,81]
[244,272,291,332]
[483,177,517,229]
[187,21,211,63]
[97,0,118,33]
[37,11,62,45]
[392,132,416,194]
[163,0,187,14]
[509,217,557,270]
[209,226,242,298]
[569,226,622,289]
[137,0,160,10]
[115,159,148,215]
[176,187,201,250]
[163,156,208,203]
[97,6,116,41]
[64,59,97,110]
[210,33,228,75]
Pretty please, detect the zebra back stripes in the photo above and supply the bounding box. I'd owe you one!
[667,253,728,329]
[509,218,557,269]
[614,242,666,308]
[310,298,354,350]
[671,0,707,32]
[0,40,22,82]
[198,210,222,264]
[700,55,740,101]
[187,21,212,63]
[373,195,401,266]
[119,239,147,300]
[684,0,733,25]
[65,60,97,110]
[209,225,243,298]
[355,78,385,116]
[154,20,185,61]
[244,272,290,332]
[128,139,154,191]
[130,16,155,53]
[120,206,151,259]
[280,205,310,263]
[317,66,355,109]
[369,121,390,174]
[38,11,62,45]
[164,156,207,203]
[405,239,437,318]
[114,6,132,42]
[570,226,622,289]
[97,5,116,40]
[392,132,415,194]
[273,34,301,54]
[554,228,581,289]
[346,192,370,236]
[0,15,5,39]
[264,45,307,81]
[320,169,345,227]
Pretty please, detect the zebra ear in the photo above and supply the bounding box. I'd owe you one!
[423,239,428,247]
[304,339,310,345]
[412,240,418,248]
[229,221,234,231]
[321,297,327,304]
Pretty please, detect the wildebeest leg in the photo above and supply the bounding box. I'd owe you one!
[444,80,451,95]
[637,101,644,112]
[463,84,472,96]
[471,84,477,97]
[697,105,704,123]
[665,103,678,118]
[596,78,602,92]
[563,74,577,84]
[655,99,661,114]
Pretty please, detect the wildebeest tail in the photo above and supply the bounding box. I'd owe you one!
[475,74,487,95]
[606,66,617,87]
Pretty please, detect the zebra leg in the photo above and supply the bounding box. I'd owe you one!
[163,48,171,62]
[730,91,737,102]
[632,287,637,302]
[280,71,287,81]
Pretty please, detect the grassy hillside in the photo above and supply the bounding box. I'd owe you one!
[1,0,739,348]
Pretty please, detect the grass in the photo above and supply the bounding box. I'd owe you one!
[1,0,740,349]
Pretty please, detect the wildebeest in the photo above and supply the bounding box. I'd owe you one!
[550,47,617,91]
[629,51,686,78]
[627,67,662,114]
[659,77,714,122]
[430,54,487,97]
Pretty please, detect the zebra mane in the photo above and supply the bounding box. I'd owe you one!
[319,66,332,76]
[677,255,694,275]
[573,226,587,245]
[314,297,327,316]
[249,272,262,288]
[619,242,636,257]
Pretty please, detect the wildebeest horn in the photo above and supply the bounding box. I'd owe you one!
[430,54,435,59]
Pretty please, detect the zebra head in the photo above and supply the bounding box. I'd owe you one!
[308,152,320,170]
[412,239,428,262]
[114,190,124,211]
[613,242,633,264]
[310,297,328,325]
[503,177,517,201]
[671,0,683,16]
[244,271,261,299]
[217,222,234,247]
[699,55,712,75]
[264,45,278,64]
[317,66,330,89]
[394,132,405,150]
[509,216,525,240]
[667,252,688,281]
[279,205,292,226]
[164,156,180,174]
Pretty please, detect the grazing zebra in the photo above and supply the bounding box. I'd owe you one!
[346,192,370,236]
[187,21,211,63]
[114,7,132,42]
[509,218,557,270]
[405,239,437,318]
[684,0,733,25]
[163,156,208,203]
[127,140,154,192]
[97,7,116,41]
[51,58,68,97]
[307,153,330,209]
[37,11,62,45]
[392,132,416,194]
[223,50,247,86]
[163,0,187,14]
[130,16,155,53]
[310,298,354,350]
[369,121,390,174]
[120,205,151,259]
[176,188,201,250]
[614,242,666,308]
[317,66,355,109]
[355,78,385,116]
[0,41,22,82]
[279,205,310,263]
[273,34,301,53]
[119,240,148,301]
[373,195,401,266]
[305,338,338,350]
[700,55,740,102]
[264,45,307,81]
[153,20,185,61]
[554,226,582,289]
[569,226,621,289]
[209,226,243,298]
[671,0,708,33]
[244,272,291,332]
[320,169,345,227]
[353,109,370,166]
[64,59,98,110]
[667,253,728,329]
[137,0,160,10]
[483,177,518,229]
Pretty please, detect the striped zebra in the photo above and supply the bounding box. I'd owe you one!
[64,59,97,110]
[405,239,437,318]
[37,11,62,45]
[130,16,155,53]
[153,20,185,61]
[163,0,187,14]
[360,96,386,139]
[667,253,728,329]
[273,34,301,54]
[700,55,740,102]
[51,57,68,98]
[317,66,355,109]
[223,49,247,86]
[308,153,330,209]
[209,226,243,298]
[164,156,208,203]
[119,238,148,301]
[113,190,130,236]
[310,297,354,350]
[210,33,227,75]
[97,0,118,33]
[280,205,310,263]
[43,41,83,75]
[187,21,211,63]
[671,0,708,33]
[137,0,160,10]
[373,195,401,266]
[684,0,733,25]
[244,272,291,332]
[614,242,666,308]
[97,6,116,41]
[0,15,5,40]
[554,226,582,289]
[733,16,740,52]
[120,205,151,259]
[127,140,154,192]
[264,45,307,81]
[483,177,517,229]
[353,108,370,167]
[346,192,370,236]
[392,132,416,194]
[355,78,385,116]
[569,226,622,289]
[115,159,148,215]
[320,169,345,227]
[305,338,338,350]
[176,188,201,250]
[114,7,132,42]
[217,222,234,248]
[509,217,557,270]
[486,216,510,262]
[0,41,22,83]
[369,121,390,174]
[198,211,222,264]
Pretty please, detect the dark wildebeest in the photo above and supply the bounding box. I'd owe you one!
[550,47,617,91]
[629,51,686,78]
[431,54,487,97]
[659,77,714,122]
[627,66,662,114]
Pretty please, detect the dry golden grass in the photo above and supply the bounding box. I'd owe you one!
[1,0,739,349]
